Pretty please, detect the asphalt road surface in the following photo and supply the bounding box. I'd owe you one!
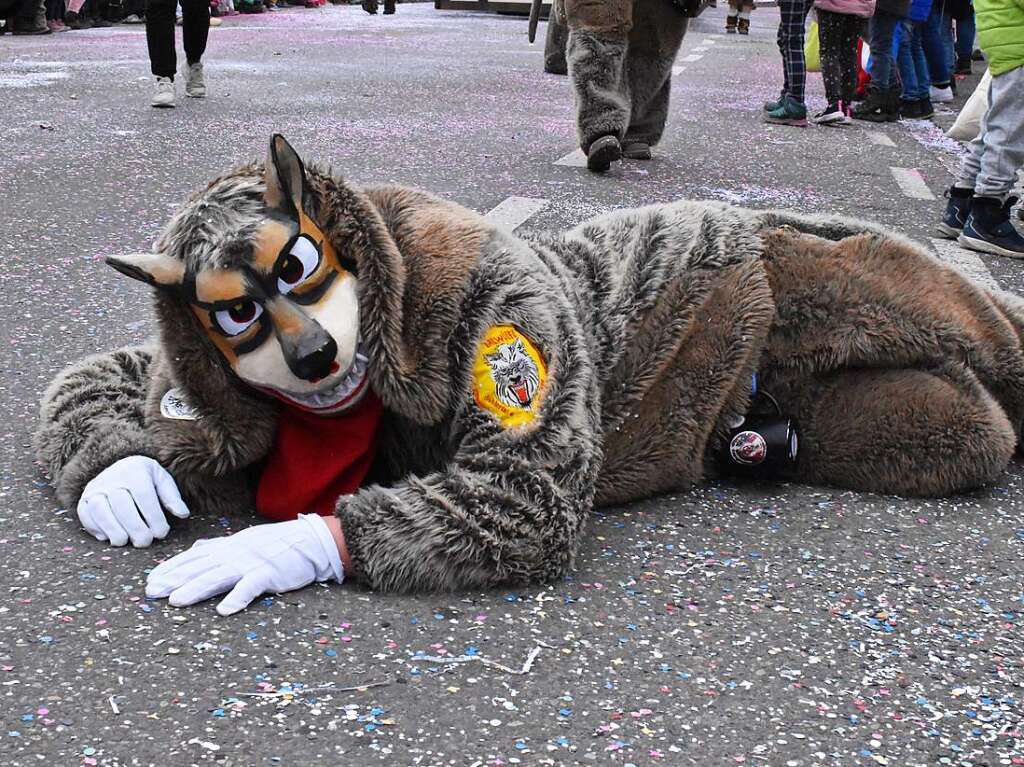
[1,5,1023,766]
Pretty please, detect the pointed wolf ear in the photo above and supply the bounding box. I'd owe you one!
[264,134,307,217]
[106,252,186,289]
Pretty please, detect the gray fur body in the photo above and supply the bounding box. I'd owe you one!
[37,165,1024,595]
[561,0,689,150]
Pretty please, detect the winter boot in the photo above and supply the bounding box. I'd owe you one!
[738,16,749,34]
[586,135,622,173]
[383,0,395,13]
[959,196,1024,258]
[937,185,974,238]
[725,14,736,32]
[361,0,377,12]
[853,87,897,122]
[13,4,51,33]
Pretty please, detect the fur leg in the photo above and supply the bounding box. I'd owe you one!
[774,366,1015,496]
[544,4,570,75]
[566,28,630,151]
[622,0,688,147]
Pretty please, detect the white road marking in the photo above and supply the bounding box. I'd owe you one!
[691,47,709,53]
[929,237,997,289]
[890,167,936,200]
[554,149,588,167]
[681,53,704,63]
[868,131,896,147]
[484,196,549,230]
[700,38,717,45]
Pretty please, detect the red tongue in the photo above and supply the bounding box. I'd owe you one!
[514,384,528,404]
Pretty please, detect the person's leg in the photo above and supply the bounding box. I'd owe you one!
[737,0,752,34]
[776,367,1015,496]
[854,10,899,119]
[180,0,208,66]
[145,0,177,78]
[544,5,569,75]
[839,16,867,104]
[817,10,844,106]
[564,0,634,170]
[726,0,737,32]
[958,67,1024,256]
[895,20,918,102]
[921,3,952,93]
[622,0,687,152]
[778,0,813,104]
[955,9,975,59]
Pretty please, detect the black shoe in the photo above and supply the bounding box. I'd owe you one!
[899,99,921,119]
[383,0,395,12]
[917,96,934,119]
[361,0,377,12]
[89,13,113,27]
[622,141,652,160]
[853,88,897,122]
[955,55,972,75]
[938,186,973,238]
[959,196,1024,258]
[63,10,91,27]
[586,135,621,173]
[972,48,984,61]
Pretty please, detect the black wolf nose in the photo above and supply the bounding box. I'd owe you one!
[291,337,338,382]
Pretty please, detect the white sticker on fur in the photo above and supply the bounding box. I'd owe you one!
[160,388,200,421]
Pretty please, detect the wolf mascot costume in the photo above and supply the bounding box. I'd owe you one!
[37,136,1024,614]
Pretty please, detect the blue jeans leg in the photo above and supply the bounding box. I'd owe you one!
[921,4,951,86]
[868,10,899,89]
[955,11,975,60]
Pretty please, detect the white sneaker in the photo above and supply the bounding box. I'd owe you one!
[182,62,206,98]
[930,85,954,103]
[151,76,175,108]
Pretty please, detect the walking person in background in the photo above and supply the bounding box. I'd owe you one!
[146,0,209,107]
[725,0,754,33]
[852,0,910,121]
[763,0,815,125]
[938,0,1024,257]
[895,0,936,118]
[813,0,875,124]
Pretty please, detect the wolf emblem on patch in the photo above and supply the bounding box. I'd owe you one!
[472,325,548,428]
[729,430,768,466]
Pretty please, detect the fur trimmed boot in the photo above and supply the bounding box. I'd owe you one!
[726,14,737,32]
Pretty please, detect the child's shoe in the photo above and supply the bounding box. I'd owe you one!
[738,16,749,34]
[764,95,807,127]
[725,14,737,32]
[959,196,1024,258]
[937,186,973,238]
[812,101,847,125]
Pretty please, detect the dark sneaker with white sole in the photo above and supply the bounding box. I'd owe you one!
[958,196,1024,258]
[586,135,622,172]
[937,185,973,238]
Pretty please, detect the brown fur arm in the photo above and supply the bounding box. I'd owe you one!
[35,347,160,509]
[336,307,602,593]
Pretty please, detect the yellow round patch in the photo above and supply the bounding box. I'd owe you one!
[472,324,548,428]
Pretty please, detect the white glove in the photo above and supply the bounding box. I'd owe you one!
[145,514,344,616]
[78,456,190,548]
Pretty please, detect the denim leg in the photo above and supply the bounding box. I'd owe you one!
[921,4,951,85]
[896,20,918,100]
[955,11,975,60]
[910,24,930,100]
[868,10,898,88]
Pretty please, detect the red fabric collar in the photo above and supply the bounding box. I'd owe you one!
[255,391,383,521]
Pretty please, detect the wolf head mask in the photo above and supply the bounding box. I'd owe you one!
[107,135,369,415]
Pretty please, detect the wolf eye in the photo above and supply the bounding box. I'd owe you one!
[213,300,263,337]
[278,236,321,294]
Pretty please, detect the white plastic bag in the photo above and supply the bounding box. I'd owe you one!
[947,69,992,142]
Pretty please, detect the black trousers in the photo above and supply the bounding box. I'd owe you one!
[818,9,866,104]
[146,0,209,78]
